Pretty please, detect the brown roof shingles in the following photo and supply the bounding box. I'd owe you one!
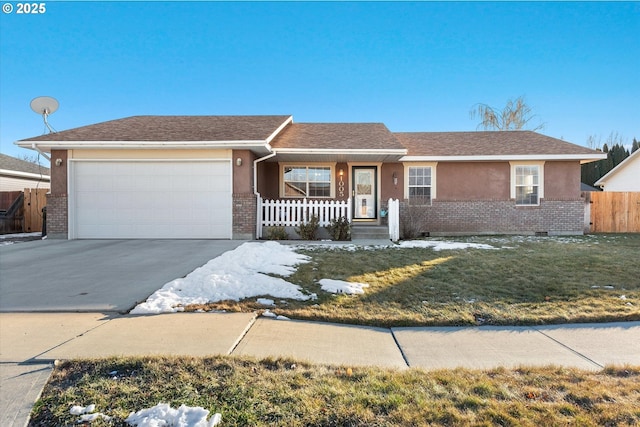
[21,115,292,142]
[270,123,406,150]
[20,114,602,160]
[394,131,601,157]
[0,153,50,175]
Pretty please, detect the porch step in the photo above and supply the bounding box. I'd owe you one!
[351,225,390,241]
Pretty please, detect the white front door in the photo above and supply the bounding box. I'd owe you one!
[352,167,377,220]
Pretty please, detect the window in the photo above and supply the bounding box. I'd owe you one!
[513,164,542,205]
[283,166,332,198]
[408,166,432,204]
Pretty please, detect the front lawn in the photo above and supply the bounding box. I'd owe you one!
[198,234,640,327]
[30,356,640,426]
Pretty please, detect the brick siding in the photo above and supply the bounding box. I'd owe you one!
[399,198,585,237]
[233,193,257,239]
[45,193,68,239]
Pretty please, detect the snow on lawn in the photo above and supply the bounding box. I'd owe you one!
[396,240,498,251]
[131,242,313,314]
[126,403,221,427]
[319,279,369,295]
[70,403,221,427]
[131,239,501,314]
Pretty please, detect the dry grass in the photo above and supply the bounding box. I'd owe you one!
[30,356,640,426]
[192,234,640,327]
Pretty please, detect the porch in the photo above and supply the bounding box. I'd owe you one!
[256,197,399,240]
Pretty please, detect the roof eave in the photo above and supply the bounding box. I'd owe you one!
[15,139,273,154]
[0,168,51,181]
[274,148,407,155]
[272,148,408,163]
[400,154,608,162]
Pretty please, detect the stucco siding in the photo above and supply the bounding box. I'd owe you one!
[232,150,255,194]
[381,163,403,201]
[436,162,510,200]
[544,161,581,199]
[257,162,279,199]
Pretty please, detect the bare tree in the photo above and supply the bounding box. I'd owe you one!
[20,153,40,164]
[470,96,545,131]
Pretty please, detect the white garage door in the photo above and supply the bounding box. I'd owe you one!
[71,160,232,239]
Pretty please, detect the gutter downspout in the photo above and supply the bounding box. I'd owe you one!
[253,152,277,239]
[31,143,51,161]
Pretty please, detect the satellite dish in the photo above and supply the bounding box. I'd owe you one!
[30,96,59,133]
[30,96,59,115]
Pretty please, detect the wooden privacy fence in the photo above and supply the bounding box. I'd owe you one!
[23,188,48,232]
[0,191,24,234]
[590,192,640,233]
[259,198,351,238]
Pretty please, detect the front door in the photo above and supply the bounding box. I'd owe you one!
[352,167,377,220]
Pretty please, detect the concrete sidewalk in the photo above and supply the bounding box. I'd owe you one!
[1,313,639,427]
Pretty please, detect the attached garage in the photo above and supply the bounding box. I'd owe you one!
[70,160,232,239]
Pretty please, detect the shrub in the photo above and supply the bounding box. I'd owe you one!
[325,216,351,241]
[296,215,319,240]
[266,226,288,240]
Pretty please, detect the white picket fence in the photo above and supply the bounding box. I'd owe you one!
[388,198,400,241]
[258,197,351,238]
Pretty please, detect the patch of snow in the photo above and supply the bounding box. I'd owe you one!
[319,279,369,295]
[397,240,497,251]
[131,242,312,314]
[80,413,112,423]
[70,404,111,423]
[125,403,221,427]
[262,309,290,320]
[70,404,95,415]
[257,298,275,306]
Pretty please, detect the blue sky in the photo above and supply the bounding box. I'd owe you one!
[1,1,638,162]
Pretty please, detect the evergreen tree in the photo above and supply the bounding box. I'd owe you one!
[580,134,630,187]
[632,138,639,153]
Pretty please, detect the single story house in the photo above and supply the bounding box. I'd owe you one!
[16,115,606,239]
[0,153,50,192]
[594,148,640,191]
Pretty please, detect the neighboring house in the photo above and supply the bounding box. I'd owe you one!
[594,149,640,191]
[0,153,50,191]
[16,115,605,239]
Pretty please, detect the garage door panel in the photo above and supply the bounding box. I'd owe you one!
[72,161,232,239]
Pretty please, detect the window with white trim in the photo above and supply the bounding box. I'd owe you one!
[408,166,432,204]
[514,165,540,205]
[283,166,332,198]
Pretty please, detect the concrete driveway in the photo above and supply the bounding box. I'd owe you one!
[0,239,245,312]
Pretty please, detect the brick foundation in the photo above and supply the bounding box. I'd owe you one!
[399,198,585,238]
[45,193,68,239]
[233,193,257,239]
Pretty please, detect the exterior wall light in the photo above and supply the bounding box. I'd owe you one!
[392,171,398,186]
[236,157,242,166]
